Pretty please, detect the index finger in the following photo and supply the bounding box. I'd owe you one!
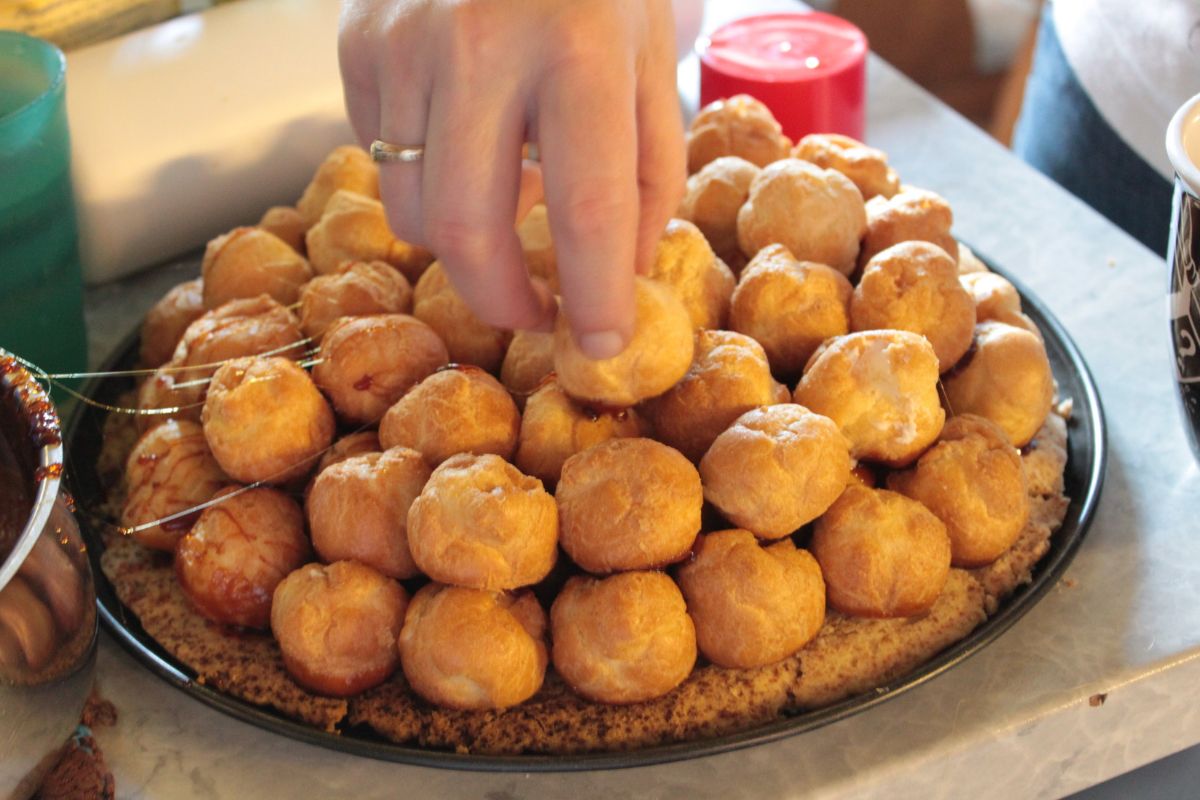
[536,49,639,360]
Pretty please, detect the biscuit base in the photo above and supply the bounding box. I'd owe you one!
[98,413,1070,756]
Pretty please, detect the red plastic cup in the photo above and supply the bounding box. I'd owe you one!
[697,12,868,142]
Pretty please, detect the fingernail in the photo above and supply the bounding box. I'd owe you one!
[578,330,627,360]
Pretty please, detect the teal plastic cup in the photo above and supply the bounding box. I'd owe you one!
[0,31,87,378]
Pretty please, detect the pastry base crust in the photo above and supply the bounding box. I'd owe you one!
[98,411,1071,755]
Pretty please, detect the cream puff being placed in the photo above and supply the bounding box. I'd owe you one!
[378,365,520,465]
[888,414,1029,567]
[201,356,335,485]
[407,453,558,590]
[399,583,547,710]
[554,276,694,408]
[677,529,825,669]
[271,560,408,697]
[307,448,431,579]
[699,404,850,539]
[550,571,696,704]
[793,330,944,467]
[810,484,951,618]
[312,314,448,424]
[556,438,701,573]
[175,486,311,629]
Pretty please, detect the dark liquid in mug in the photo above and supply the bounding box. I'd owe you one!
[0,389,34,563]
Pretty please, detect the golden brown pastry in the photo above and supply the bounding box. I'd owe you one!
[171,295,306,378]
[646,218,736,330]
[676,529,825,669]
[960,270,1020,320]
[413,261,513,373]
[956,241,989,274]
[940,321,1055,447]
[313,431,381,476]
[407,453,557,590]
[296,144,380,227]
[687,94,791,174]
[736,158,865,274]
[271,560,408,697]
[793,330,944,467]
[850,241,977,371]
[554,276,694,407]
[678,156,760,272]
[399,583,547,710]
[306,189,433,281]
[201,227,313,310]
[858,187,957,269]
[378,365,520,465]
[500,327,555,407]
[640,329,789,462]
[556,438,701,573]
[699,404,850,539]
[727,243,853,378]
[175,486,311,629]
[810,484,951,618]
[888,414,1029,567]
[792,133,900,200]
[959,271,1042,340]
[550,571,696,704]
[311,314,448,424]
[514,378,645,485]
[518,203,558,292]
[121,419,229,551]
[298,260,414,342]
[257,205,308,253]
[139,278,205,368]
[153,295,306,428]
[201,356,335,485]
[307,448,431,579]
[134,366,202,433]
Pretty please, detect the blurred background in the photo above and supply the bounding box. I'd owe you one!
[3,0,1043,145]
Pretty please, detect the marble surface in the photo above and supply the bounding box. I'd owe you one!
[75,7,1200,800]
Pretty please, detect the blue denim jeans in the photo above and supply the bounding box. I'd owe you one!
[1012,5,1173,256]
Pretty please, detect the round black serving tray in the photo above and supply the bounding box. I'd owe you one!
[63,259,1105,772]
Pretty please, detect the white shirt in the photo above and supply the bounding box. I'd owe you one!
[1054,0,1200,180]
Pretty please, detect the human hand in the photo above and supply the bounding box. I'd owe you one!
[339,0,686,359]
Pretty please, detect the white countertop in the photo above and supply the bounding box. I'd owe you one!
[77,5,1200,799]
